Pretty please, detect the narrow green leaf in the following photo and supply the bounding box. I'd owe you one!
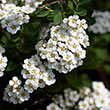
[36,11,49,17]
[79,0,91,5]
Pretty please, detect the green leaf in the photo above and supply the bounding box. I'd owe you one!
[74,8,87,16]
[34,8,44,15]
[6,61,18,72]
[54,12,64,24]
[36,11,49,17]
[68,0,74,10]
[79,0,91,5]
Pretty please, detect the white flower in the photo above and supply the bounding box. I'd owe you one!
[9,76,22,88]
[70,91,80,102]
[23,58,35,70]
[47,103,61,110]
[37,78,46,88]
[79,87,91,97]
[52,95,63,104]
[68,15,80,27]
[78,100,89,110]
[0,54,8,69]
[43,73,56,86]
[24,79,38,93]
[18,88,30,102]
[95,97,108,108]
[21,69,31,79]
[7,24,21,34]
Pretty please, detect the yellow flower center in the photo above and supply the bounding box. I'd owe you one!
[72,44,76,48]
[51,53,55,58]
[72,19,77,23]
[0,59,2,64]
[68,60,72,65]
[61,46,66,51]
[74,36,79,40]
[38,71,43,75]
[11,25,16,30]
[60,34,65,39]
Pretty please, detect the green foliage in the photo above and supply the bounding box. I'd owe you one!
[74,8,87,16]
[36,10,49,17]
[65,72,92,89]
[54,12,64,24]
[6,61,18,72]
[79,0,91,6]
[68,0,74,10]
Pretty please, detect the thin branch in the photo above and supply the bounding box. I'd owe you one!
[38,0,60,8]
[38,0,69,9]
[96,66,110,89]
[39,89,54,98]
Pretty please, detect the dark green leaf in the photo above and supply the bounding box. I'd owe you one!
[74,8,87,16]
[6,61,18,72]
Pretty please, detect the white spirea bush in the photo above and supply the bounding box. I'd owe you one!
[47,81,110,110]
[0,0,44,34]
[36,15,89,73]
[3,15,89,104]
[0,45,8,77]
[89,11,110,34]
[3,76,30,104]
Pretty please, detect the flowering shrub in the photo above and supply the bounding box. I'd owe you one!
[0,0,110,110]
[47,81,110,110]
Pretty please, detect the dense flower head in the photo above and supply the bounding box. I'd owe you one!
[1,0,19,4]
[22,54,56,93]
[47,81,110,110]
[0,45,8,77]
[0,0,44,34]
[23,0,45,14]
[89,11,110,34]
[3,76,30,104]
[36,15,89,74]
[0,3,30,34]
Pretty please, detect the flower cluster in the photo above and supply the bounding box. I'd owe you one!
[46,81,110,110]
[0,0,44,34]
[0,45,8,77]
[1,0,19,4]
[78,81,110,110]
[89,11,110,34]
[0,4,30,34]
[36,15,89,74]
[3,76,30,104]
[22,54,56,93]
[48,88,80,110]
[23,0,45,14]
